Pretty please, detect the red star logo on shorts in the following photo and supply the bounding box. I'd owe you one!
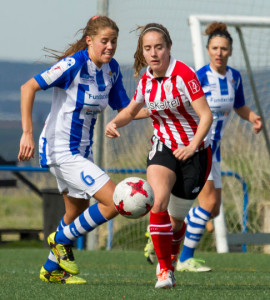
[127,180,149,197]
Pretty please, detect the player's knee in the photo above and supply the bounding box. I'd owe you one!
[99,201,119,220]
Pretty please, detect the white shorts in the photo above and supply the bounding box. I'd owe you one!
[207,161,222,189]
[168,194,194,220]
[49,155,110,199]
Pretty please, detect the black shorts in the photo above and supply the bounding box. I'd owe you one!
[147,139,212,200]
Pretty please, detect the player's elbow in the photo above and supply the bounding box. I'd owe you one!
[21,78,40,96]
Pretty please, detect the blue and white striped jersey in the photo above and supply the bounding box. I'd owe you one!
[35,49,130,167]
[196,64,245,161]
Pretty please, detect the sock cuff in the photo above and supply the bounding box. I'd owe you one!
[57,217,67,231]
[197,206,211,218]
[150,210,170,224]
[90,203,107,223]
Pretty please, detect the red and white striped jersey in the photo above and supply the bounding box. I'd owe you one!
[134,57,209,151]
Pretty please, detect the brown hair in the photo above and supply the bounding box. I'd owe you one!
[45,16,119,61]
[205,22,233,48]
[133,23,172,78]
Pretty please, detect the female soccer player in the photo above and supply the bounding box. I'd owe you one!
[176,22,262,272]
[18,16,136,284]
[105,23,213,289]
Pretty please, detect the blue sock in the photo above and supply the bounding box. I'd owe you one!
[44,217,66,271]
[55,203,107,244]
[180,206,211,262]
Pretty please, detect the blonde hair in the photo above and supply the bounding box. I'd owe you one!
[45,16,119,61]
[133,23,172,78]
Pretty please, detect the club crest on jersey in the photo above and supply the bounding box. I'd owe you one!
[188,79,201,94]
[164,83,172,94]
[41,57,75,85]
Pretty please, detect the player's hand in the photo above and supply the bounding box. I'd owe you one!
[173,145,195,161]
[253,115,262,133]
[105,122,120,138]
[18,132,35,161]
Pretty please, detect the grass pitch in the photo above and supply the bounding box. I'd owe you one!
[0,248,270,299]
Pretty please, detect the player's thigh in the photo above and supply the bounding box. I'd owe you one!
[93,179,115,206]
[147,138,177,212]
[147,164,176,212]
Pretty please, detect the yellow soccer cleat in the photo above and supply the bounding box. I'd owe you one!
[144,226,156,264]
[47,232,79,275]
[40,266,86,284]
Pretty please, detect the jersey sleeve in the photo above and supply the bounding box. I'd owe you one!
[108,60,130,110]
[133,76,146,103]
[175,62,205,103]
[34,54,83,90]
[233,73,245,108]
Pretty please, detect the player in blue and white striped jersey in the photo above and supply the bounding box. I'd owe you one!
[176,22,262,272]
[18,16,145,284]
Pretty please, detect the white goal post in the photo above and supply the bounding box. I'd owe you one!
[188,15,270,253]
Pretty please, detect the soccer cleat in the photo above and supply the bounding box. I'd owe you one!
[144,226,156,264]
[176,258,212,272]
[155,268,176,289]
[47,232,79,275]
[40,266,86,284]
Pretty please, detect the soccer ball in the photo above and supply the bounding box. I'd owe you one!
[113,177,154,219]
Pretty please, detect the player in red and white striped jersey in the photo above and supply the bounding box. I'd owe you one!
[105,23,213,289]
[134,55,209,152]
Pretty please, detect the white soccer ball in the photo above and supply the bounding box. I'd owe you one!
[113,177,154,219]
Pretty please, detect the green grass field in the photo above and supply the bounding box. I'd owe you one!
[0,249,270,299]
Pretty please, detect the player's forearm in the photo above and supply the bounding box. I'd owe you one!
[133,107,150,120]
[190,113,213,150]
[114,100,144,127]
[235,105,257,123]
[113,106,138,128]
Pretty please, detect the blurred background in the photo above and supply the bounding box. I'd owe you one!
[0,0,270,253]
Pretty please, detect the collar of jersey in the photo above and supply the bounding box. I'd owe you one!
[146,56,176,79]
[208,64,228,79]
[83,48,103,72]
